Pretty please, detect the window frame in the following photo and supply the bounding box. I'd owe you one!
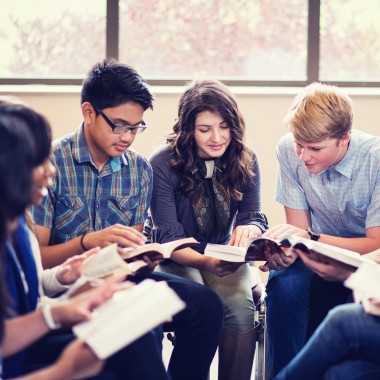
[0,0,379,87]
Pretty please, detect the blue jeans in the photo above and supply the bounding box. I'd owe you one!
[143,271,224,380]
[265,258,313,378]
[275,304,380,380]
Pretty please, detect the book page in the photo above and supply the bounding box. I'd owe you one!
[161,237,199,256]
[73,280,186,359]
[344,262,380,300]
[82,244,132,278]
[204,243,246,262]
[121,237,199,261]
[120,243,164,260]
[284,237,376,268]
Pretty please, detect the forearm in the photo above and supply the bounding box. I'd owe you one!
[40,237,84,268]
[10,364,65,380]
[319,235,380,255]
[3,311,50,357]
[170,248,209,270]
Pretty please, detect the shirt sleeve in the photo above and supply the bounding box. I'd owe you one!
[236,152,269,232]
[275,135,310,210]
[148,148,187,243]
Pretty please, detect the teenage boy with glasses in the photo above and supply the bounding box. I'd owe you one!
[32,59,223,380]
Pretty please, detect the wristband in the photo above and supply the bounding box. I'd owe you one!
[41,302,62,330]
[80,233,88,251]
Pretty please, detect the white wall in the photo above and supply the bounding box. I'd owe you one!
[2,86,380,227]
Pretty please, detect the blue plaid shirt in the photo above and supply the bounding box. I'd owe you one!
[32,124,152,244]
[275,130,380,237]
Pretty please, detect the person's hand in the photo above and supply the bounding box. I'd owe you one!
[228,225,262,247]
[84,224,146,249]
[258,246,297,272]
[52,339,104,380]
[52,274,134,327]
[202,257,244,277]
[297,250,354,281]
[263,224,309,241]
[56,248,101,285]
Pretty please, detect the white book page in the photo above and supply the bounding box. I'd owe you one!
[161,237,199,257]
[283,236,376,268]
[73,280,186,359]
[82,244,131,278]
[205,243,245,257]
[344,262,380,300]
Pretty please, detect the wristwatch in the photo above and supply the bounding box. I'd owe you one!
[306,227,320,241]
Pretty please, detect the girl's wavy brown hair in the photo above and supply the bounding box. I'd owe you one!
[167,80,254,201]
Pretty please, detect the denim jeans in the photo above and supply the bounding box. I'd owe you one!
[143,271,224,380]
[265,258,313,378]
[275,304,380,380]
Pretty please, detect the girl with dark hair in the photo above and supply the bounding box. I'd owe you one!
[146,80,268,380]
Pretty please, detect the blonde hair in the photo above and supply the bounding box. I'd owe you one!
[284,83,353,142]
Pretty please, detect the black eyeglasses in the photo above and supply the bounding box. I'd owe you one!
[95,108,147,135]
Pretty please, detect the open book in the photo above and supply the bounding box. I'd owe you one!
[204,236,282,263]
[82,244,148,279]
[121,237,199,262]
[73,279,186,359]
[204,235,376,268]
[282,236,377,269]
[344,262,380,315]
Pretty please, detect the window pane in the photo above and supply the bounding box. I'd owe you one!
[320,0,380,82]
[0,0,106,78]
[119,0,307,81]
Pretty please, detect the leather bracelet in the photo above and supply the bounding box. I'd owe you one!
[80,233,88,251]
[41,302,62,330]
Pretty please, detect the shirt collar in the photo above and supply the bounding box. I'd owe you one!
[329,132,357,180]
[72,123,128,172]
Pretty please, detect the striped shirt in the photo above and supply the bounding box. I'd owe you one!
[32,124,152,244]
[275,130,380,237]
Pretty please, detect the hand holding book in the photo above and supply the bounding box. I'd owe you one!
[205,235,376,274]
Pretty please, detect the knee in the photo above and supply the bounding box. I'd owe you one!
[222,292,255,332]
[266,262,312,306]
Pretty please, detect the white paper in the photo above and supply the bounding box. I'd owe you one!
[73,280,186,359]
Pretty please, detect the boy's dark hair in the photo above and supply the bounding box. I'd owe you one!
[81,59,155,112]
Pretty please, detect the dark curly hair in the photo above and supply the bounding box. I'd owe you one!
[167,79,254,201]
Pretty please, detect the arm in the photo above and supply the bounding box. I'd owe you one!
[10,340,103,380]
[230,153,268,246]
[36,224,146,269]
[3,274,130,357]
[269,208,380,254]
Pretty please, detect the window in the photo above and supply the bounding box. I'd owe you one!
[0,0,106,80]
[119,0,307,81]
[1,0,379,87]
[320,0,380,83]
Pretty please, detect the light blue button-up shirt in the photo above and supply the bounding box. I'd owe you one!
[275,130,380,237]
